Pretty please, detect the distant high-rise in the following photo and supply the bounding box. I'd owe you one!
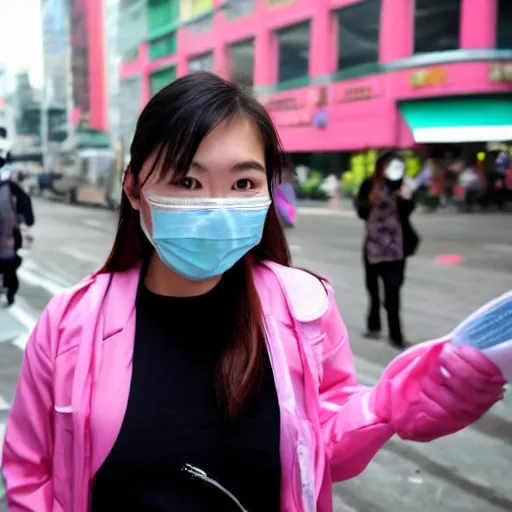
[41,0,108,134]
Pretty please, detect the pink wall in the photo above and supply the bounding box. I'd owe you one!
[121,0,510,151]
[86,0,108,130]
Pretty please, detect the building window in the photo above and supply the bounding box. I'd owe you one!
[229,39,254,88]
[497,0,512,50]
[118,0,146,60]
[147,0,180,37]
[414,0,461,54]
[181,0,214,34]
[335,0,381,71]
[224,0,255,19]
[119,77,142,148]
[277,21,310,84]
[150,67,177,96]
[149,32,177,61]
[189,52,214,73]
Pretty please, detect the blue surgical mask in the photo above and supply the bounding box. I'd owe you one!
[141,193,271,281]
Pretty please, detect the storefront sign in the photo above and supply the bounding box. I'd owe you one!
[489,63,512,83]
[265,87,327,127]
[339,86,373,103]
[409,68,446,88]
[265,97,314,127]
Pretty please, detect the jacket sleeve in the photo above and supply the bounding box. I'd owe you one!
[2,308,54,511]
[397,195,416,218]
[317,289,460,482]
[317,294,394,481]
[9,181,34,226]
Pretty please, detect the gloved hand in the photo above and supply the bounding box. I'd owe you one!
[373,341,506,442]
[374,290,512,442]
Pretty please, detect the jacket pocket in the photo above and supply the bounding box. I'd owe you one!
[52,406,74,508]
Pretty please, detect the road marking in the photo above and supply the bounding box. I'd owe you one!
[18,266,68,296]
[484,244,512,255]
[8,303,37,351]
[82,218,106,229]
[289,244,301,253]
[0,396,9,411]
[0,422,5,466]
[333,495,359,512]
[59,246,103,265]
[297,207,355,217]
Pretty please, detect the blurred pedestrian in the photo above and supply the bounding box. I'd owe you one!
[3,73,506,512]
[355,151,419,349]
[274,164,297,228]
[0,154,34,305]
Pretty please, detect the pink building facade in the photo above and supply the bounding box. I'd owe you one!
[69,0,108,132]
[120,0,512,153]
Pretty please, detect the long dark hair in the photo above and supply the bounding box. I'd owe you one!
[369,150,404,205]
[99,72,291,418]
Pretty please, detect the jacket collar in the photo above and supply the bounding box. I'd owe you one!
[102,265,142,340]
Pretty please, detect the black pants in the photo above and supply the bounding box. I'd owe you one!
[0,256,19,304]
[364,258,405,344]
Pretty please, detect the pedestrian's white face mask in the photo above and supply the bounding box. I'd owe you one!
[0,168,11,182]
[384,159,405,182]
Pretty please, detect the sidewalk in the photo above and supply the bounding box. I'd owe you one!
[297,202,512,217]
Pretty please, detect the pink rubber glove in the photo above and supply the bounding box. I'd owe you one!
[375,342,506,442]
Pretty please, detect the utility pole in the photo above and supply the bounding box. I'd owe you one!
[40,72,49,170]
[40,0,49,171]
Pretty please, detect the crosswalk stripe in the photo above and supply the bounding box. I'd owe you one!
[0,423,5,467]
[0,395,8,469]
[0,397,9,411]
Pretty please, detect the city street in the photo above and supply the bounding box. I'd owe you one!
[1,198,512,511]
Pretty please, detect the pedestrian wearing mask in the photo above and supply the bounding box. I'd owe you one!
[3,74,507,512]
[355,151,419,349]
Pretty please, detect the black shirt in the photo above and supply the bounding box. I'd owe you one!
[91,272,281,511]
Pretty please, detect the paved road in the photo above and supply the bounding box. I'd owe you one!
[1,199,512,511]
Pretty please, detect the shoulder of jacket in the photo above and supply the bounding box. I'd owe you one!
[261,261,330,323]
[44,272,111,352]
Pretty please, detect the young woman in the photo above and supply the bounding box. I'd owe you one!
[3,73,506,512]
[355,151,419,349]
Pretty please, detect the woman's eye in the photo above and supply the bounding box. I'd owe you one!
[179,177,200,190]
[233,179,254,191]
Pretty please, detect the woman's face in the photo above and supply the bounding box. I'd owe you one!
[125,117,269,232]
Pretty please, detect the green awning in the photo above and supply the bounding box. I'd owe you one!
[399,96,512,143]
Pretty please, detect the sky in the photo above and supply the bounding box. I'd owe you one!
[0,0,43,91]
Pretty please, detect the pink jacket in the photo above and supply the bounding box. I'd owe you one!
[2,261,504,512]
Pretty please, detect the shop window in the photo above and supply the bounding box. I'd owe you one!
[119,77,142,147]
[229,39,254,87]
[225,0,255,19]
[150,66,177,96]
[414,0,461,54]
[497,0,512,50]
[147,0,180,37]
[189,52,214,73]
[277,21,310,84]
[181,0,214,34]
[336,0,381,71]
[118,0,146,59]
[149,32,177,61]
